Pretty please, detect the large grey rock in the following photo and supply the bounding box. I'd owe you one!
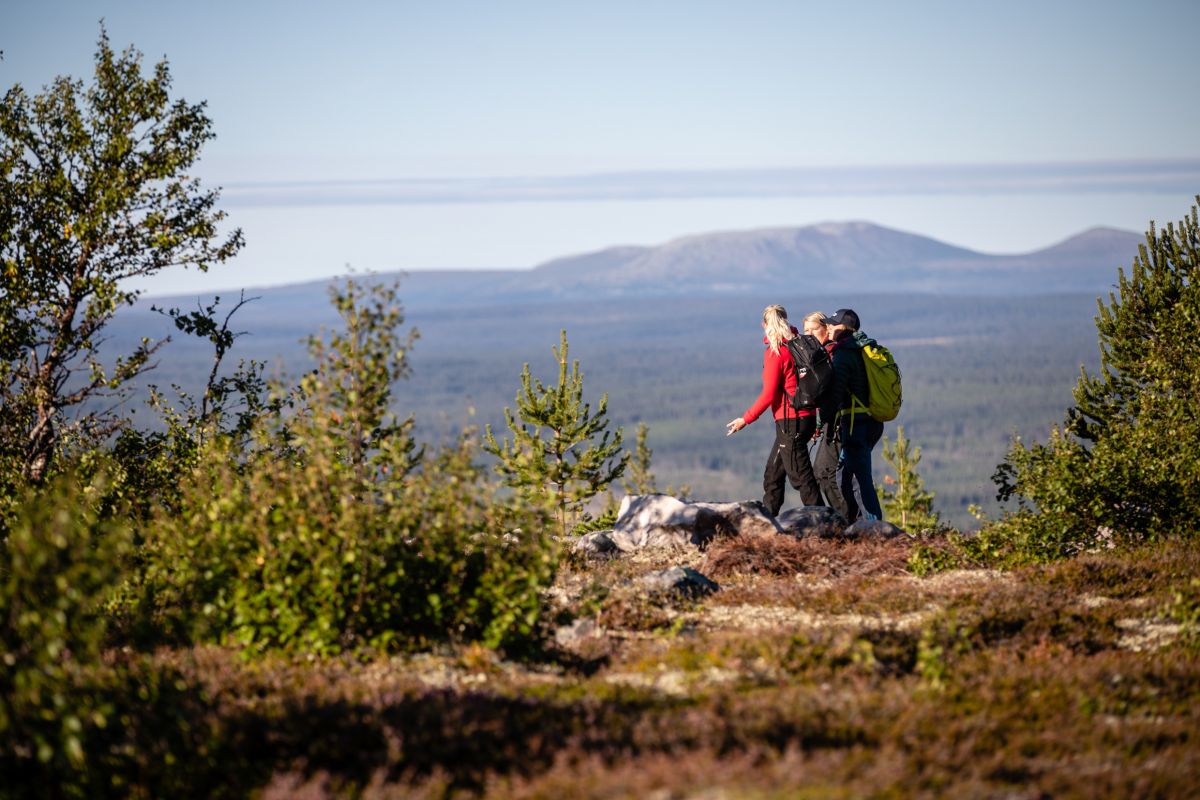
[842,519,908,540]
[637,566,720,598]
[612,494,694,549]
[612,494,782,550]
[777,505,848,539]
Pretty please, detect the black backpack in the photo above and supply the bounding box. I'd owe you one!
[783,334,833,412]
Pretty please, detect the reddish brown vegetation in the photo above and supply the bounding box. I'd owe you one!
[703,533,912,578]
[46,538,1198,798]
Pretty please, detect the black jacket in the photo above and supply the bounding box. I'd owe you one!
[829,331,871,416]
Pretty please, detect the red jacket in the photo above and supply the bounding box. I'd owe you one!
[742,329,815,424]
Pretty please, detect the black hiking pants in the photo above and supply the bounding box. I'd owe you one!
[812,422,850,520]
[763,416,822,517]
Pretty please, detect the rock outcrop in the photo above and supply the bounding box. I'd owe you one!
[605,494,780,551]
[573,494,906,555]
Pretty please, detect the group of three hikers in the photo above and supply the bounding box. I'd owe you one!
[726,306,884,524]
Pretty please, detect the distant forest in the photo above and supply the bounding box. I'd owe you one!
[113,288,1102,529]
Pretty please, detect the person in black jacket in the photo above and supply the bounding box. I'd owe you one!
[822,308,884,522]
[802,311,850,519]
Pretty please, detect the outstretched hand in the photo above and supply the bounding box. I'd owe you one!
[726,417,746,436]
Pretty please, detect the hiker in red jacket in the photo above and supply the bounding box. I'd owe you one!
[726,304,823,516]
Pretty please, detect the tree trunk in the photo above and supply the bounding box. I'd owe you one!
[24,406,54,483]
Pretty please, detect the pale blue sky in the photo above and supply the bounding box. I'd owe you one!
[4,0,1198,295]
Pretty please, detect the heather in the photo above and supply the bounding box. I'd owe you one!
[8,535,1197,798]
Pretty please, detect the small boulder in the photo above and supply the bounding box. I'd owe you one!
[691,500,781,540]
[615,494,691,528]
[843,519,908,540]
[575,530,619,555]
[606,529,644,552]
[777,505,848,539]
[637,566,720,598]
[554,617,603,648]
[642,524,704,549]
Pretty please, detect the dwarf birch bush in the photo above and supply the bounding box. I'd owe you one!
[146,430,555,655]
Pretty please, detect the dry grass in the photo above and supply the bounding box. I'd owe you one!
[702,533,912,579]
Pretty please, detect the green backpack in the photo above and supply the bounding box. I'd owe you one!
[849,334,902,422]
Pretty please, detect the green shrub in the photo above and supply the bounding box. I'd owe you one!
[0,477,217,799]
[144,430,556,656]
[0,476,129,774]
[5,656,232,800]
[102,292,281,523]
[907,535,964,576]
[980,198,1200,564]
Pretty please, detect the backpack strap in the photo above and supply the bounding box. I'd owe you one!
[835,339,872,434]
[835,390,872,434]
[844,393,871,434]
[781,339,793,424]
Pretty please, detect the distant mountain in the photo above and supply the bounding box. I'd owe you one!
[531,221,976,287]
[523,221,1142,296]
[903,227,1143,294]
[149,220,1143,311]
[378,221,1142,308]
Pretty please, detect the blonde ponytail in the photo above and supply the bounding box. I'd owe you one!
[762,304,793,355]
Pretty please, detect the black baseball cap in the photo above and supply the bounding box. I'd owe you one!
[821,308,860,329]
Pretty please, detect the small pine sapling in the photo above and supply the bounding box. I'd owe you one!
[623,422,658,495]
[484,329,628,537]
[881,425,939,533]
